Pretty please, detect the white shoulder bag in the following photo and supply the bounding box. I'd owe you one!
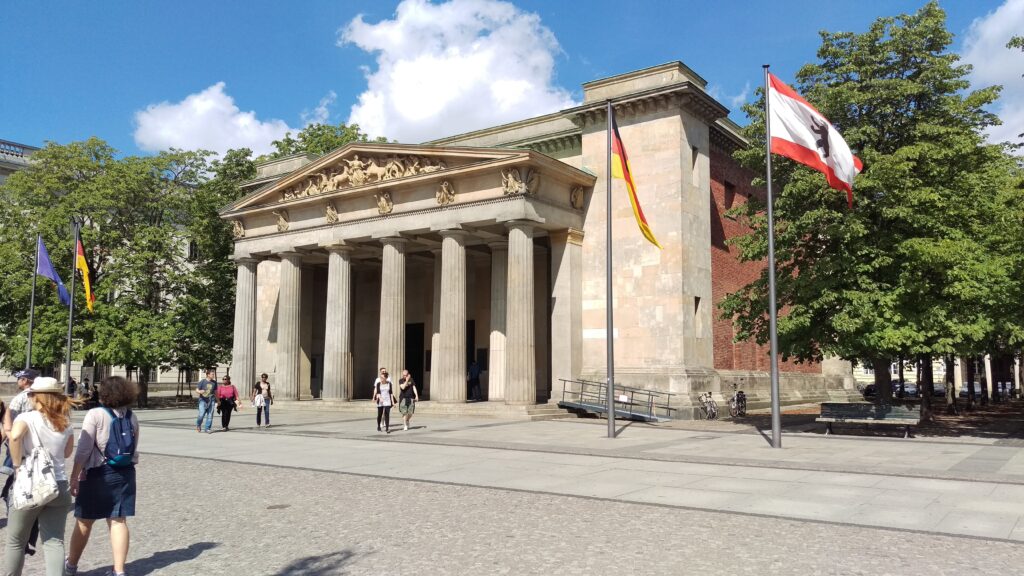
[9,415,60,511]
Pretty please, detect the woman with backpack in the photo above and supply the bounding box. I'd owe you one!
[2,377,76,576]
[64,376,140,576]
[215,375,240,431]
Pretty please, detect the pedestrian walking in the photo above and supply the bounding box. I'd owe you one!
[216,376,240,431]
[252,373,273,428]
[194,369,217,434]
[398,369,418,431]
[467,361,482,401]
[2,368,41,556]
[2,377,76,576]
[373,369,397,433]
[65,376,140,576]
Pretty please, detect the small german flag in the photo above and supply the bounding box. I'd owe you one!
[610,108,661,249]
[75,239,95,313]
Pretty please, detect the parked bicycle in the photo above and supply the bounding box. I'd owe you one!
[729,383,747,418]
[698,391,718,420]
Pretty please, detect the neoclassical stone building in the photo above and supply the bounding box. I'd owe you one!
[222,62,851,414]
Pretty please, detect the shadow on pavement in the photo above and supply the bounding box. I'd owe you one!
[115,541,219,575]
[273,549,355,575]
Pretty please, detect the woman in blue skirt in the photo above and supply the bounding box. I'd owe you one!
[64,376,140,576]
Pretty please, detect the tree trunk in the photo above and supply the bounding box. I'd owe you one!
[919,354,934,422]
[898,356,906,398]
[138,365,150,408]
[872,357,893,403]
[944,355,958,415]
[967,357,977,408]
[980,355,990,406]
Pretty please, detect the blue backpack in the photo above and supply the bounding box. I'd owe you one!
[102,407,136,468]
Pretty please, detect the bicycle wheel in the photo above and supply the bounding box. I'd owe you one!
[738,397,747,416]
[729,401,738,418]
[709,399,719,420]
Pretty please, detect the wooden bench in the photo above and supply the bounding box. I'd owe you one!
[817,403,920,438]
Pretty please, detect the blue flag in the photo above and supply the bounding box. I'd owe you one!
[36,236,70,306]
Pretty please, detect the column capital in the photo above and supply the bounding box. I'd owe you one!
[439,228,470,241]
[279,251,303,261]
[230,255,259,265]
[487,240,509,251]
[550,228,585,246]
[505,220,536,235]
[322,242,355,254]
[379,236,409,248]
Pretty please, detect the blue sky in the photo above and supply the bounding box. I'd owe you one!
[2,0,1021,156]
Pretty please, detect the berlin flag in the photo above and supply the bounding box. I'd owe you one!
[767,73,863,207]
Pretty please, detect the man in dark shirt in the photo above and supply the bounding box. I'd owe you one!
[467,361,482,401]
[195,369,218,433]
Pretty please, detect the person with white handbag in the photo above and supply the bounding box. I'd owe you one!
[2,377,75,576]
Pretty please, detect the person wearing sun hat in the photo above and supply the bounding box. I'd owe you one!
[2,369,40,512]
[2,376,77,576]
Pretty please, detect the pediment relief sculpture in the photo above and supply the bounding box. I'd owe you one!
[231,219,245,239]
[436,180,456,206]
[272,209,289,232]
[280,154,449,202]
[501,167,539,196]
[375,191,394,215]
[325,201,339,224]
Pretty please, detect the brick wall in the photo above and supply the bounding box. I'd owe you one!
[709,144,819,375]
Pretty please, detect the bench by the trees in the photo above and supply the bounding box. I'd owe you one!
[817,403,920,438]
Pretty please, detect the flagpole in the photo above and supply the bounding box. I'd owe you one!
[25,235,40,370]
[64,219,79,394]
[763,65,783,449]
[606,100,616,439]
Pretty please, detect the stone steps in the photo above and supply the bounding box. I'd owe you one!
[270,399,576,420]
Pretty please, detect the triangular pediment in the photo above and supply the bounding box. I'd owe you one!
[228,143,529,212]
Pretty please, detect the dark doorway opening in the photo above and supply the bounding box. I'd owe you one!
[405,323,425,398]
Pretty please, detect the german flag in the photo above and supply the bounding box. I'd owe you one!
[610,109,661,249]
[75,239,95,313]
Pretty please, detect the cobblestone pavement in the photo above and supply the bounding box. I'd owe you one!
[7,454,1024,576]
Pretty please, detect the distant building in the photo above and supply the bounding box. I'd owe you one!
[0,139,38,185]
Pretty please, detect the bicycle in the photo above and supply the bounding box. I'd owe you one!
[697,391,718,420]
[728,383,747,418]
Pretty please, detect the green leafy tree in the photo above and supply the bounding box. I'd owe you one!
[719,2,1009,419]
[261,122,387,161]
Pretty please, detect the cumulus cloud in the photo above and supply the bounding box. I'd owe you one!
[134,82,292,156]
[962,0,1024,147]
[340,0,577,143]
[302,91,338,126]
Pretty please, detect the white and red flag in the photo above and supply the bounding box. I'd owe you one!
[767,73,863,207]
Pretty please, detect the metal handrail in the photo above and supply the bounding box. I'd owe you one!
[559,378,676,421]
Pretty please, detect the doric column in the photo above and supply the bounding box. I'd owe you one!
[231,257,258,399]
[436,229,468,402]
[549,229,583,401]
[428,249,442,400]
[276,252,302,400]
[377,237,407,379]
[488,242,508,401]
[505,221,536,405]
[322,244,353,400]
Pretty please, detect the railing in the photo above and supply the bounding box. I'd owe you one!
[558,378,676,421]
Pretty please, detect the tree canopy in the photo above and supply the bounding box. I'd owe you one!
[261,122,387,161]
[719,2,1024,408]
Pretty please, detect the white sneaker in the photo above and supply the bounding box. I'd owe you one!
[403,424,408,431]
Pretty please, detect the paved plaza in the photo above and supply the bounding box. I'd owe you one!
[4,406,1024,574]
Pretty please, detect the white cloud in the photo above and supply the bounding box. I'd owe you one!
[706,82,751,115]
[962,0,1024,147]
[133,82,292,156]
[340,0,577,143]
[302,91,338,126]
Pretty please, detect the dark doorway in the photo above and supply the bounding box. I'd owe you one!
[466,320,475,365]
[405,323,425,398]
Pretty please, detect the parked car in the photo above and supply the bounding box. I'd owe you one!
[931,382,946,397]
[862,384,878,399]
[894,381,918,398]
[959,382,984,398]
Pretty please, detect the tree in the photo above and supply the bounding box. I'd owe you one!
[260,122,387,161]
[719,2,1010,419]
[0,139,251,405]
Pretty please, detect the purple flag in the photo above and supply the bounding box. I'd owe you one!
[36,236,70,306]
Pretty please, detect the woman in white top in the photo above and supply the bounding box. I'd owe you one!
[2,377,75,576]
[373,368,397,434]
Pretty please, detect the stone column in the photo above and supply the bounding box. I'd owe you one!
[427,249,441,400]
[322,244,353,400]
[377,238,407,379]
[505,221,536,405]
[276,252,302,400]
[231,257,258,399]
[549,229,583,401]
[436,230,468,403]
[488,242,508,401]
